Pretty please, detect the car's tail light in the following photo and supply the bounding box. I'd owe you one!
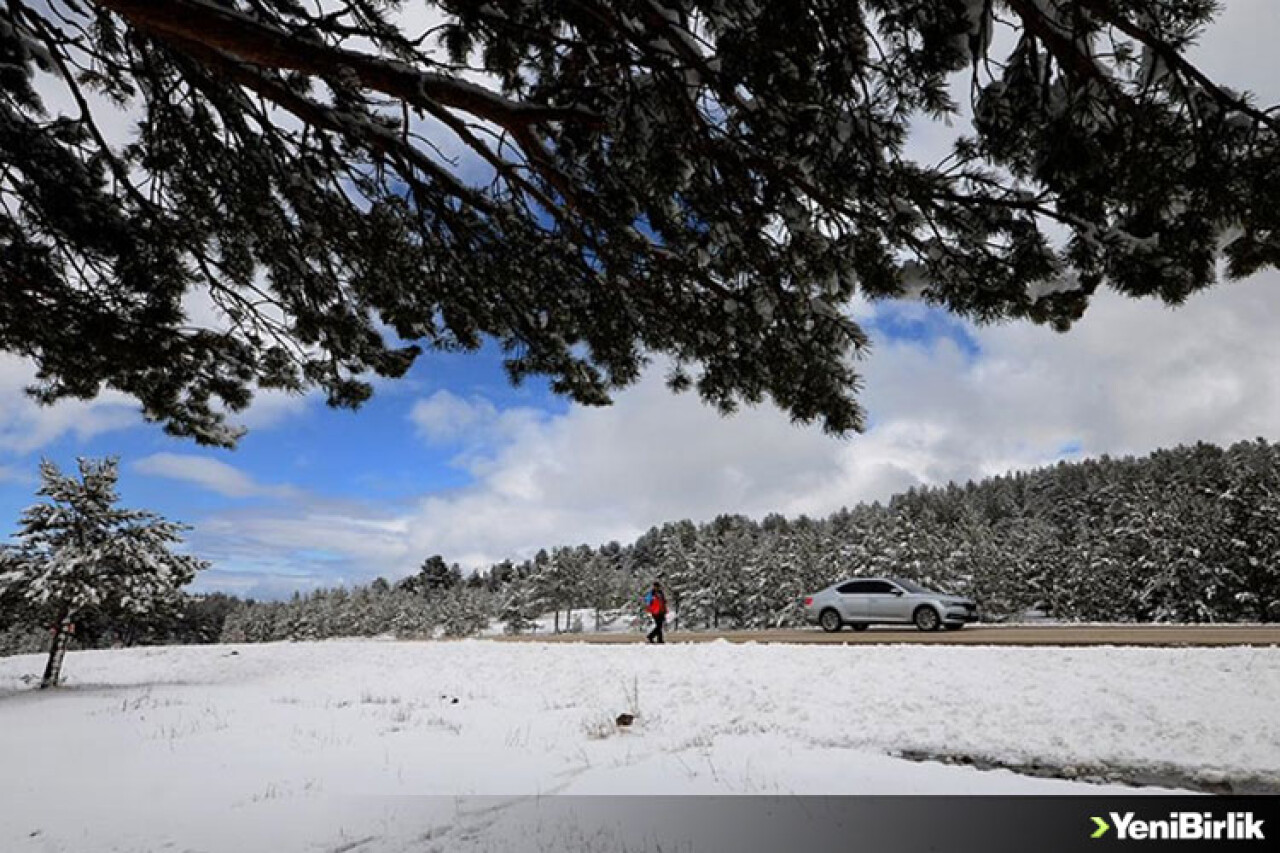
[803,597,813,606]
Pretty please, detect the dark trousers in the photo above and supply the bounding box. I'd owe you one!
[647,614,666,644]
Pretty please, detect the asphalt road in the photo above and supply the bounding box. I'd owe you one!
[495,624,1280,647]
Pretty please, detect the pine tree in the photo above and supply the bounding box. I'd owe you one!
[653,523,697,631]
[943,506,1001,605]
[218,601,252,644]
[388,589,434,639]
[5,2,1277,446]
[581,550,623,631]
[438,586,493,638]
[499,579,541,635]
[1219,440,1280,622]
[0,458,206,687]
[409,556,463,594]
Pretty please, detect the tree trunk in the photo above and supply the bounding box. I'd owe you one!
[41,615,73,689]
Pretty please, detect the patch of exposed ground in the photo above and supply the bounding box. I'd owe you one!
[895,750,1280,795]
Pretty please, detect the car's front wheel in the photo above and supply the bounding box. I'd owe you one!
[819,609,843,633]
[913,606,941,632]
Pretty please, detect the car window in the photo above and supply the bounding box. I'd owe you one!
[892,579,931,594]
[836,581,869,594]
[863,580,897,594]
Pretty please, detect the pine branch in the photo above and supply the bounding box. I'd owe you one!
[93,0,603,129]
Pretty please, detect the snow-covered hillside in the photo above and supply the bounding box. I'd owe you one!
[2,640,1277,852]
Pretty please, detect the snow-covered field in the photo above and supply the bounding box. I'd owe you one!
[2,639,1278,852]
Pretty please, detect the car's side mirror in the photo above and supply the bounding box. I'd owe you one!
[891,589,903,596]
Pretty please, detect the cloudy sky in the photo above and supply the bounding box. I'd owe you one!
[3,2,1280,598]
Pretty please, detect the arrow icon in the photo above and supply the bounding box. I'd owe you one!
[1091,816,1111,839]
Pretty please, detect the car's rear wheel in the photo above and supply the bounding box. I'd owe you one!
[819,609,843,633]
[850,623,869,632]
[913,606,941,632]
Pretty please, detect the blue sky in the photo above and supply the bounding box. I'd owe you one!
[867,304,981,361]
[0,342,572,596]
[4,346,512,514]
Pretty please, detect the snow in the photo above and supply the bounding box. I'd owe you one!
[1026,271,1084,302]
[478,607,635,637]
[2,640,1277,852]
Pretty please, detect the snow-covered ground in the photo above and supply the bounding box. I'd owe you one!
[477,607,640,637]
[2,640,1277,852]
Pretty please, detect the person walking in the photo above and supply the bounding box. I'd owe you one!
[645,581,668,644]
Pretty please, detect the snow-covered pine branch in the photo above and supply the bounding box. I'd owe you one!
[3,1,1275,445]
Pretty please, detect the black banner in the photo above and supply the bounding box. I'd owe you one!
[376,795,1280,853]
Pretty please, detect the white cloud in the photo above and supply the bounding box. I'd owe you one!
[1188,0,1280,104]
[873,279,1280,462]
[381,272,1280,569]
[228,389,314,431]
[201,511,411,564]
[188,501,415,592]
[0,355,140,454]
[134,453,298,500]
[390,373,939,569]
[0,345,310,458]
[410,390,501,444]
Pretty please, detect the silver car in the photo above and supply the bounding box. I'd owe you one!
[803,577,977,632]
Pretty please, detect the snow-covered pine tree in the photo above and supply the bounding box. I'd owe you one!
[1123,482,1220,623]
[883,494,954,591]
[672,533,713,630]
[754,525,805,628]
[6,2,1277,448]
[700,515,755,629]
[393,586,440,638]
[217,601,251,644]
[1219,439,1280,623]
[942,505,1000,604]
[0,547,26,626]
[580,549,621,631]
[499,578,541,635]
[846,507,899,581]
[0,458,206,687]
[320,587,354,639]
[437,586,494,638]
[649,522,696,632]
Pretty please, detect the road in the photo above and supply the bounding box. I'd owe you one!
[494,624,1280,647]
